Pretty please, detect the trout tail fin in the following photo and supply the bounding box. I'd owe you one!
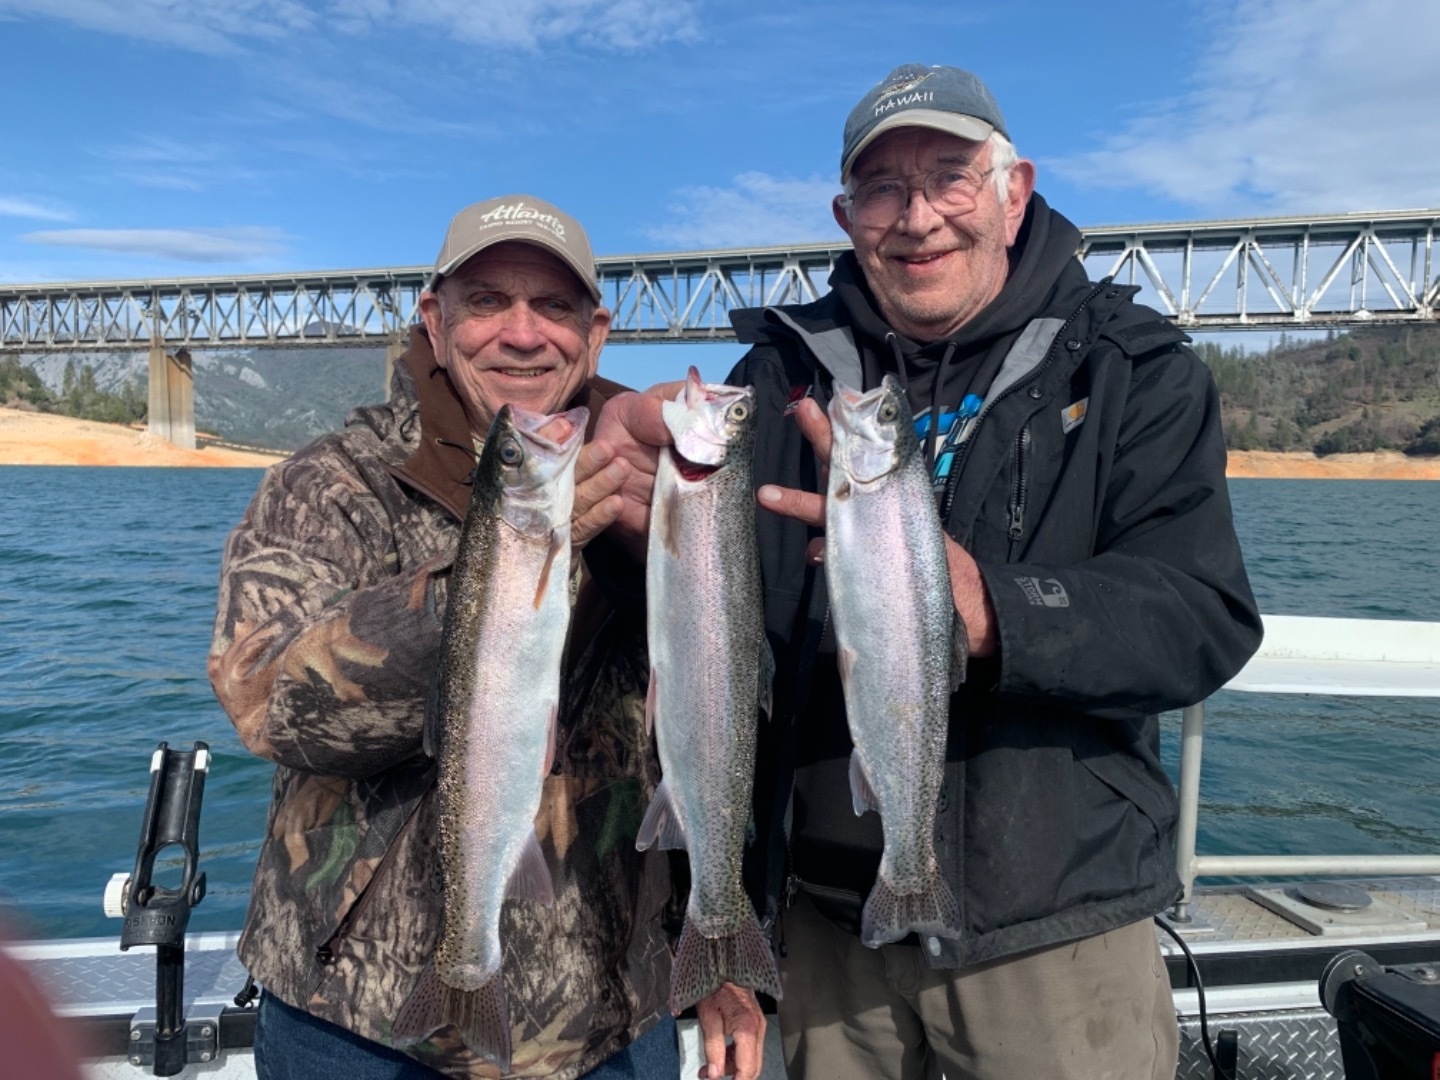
[860,871,962,949]
[667,912,783,1016]
[392,962,511,1072]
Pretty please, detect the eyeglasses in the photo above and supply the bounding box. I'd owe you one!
[843,165,996,227]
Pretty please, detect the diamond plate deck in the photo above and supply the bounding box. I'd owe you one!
[6,932,246,1017]
[1178,1010,1341,1080]
[1165,877,1440,952]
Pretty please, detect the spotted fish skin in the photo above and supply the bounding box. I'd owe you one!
[393,403,586,1071]
[825,375,962,949]
[638,368,782,1015]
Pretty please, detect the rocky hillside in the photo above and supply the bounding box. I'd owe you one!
[20,347,386,450]
[1198,324,1440,455]
[17,323,1440,456]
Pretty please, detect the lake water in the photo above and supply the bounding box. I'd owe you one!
[1,467,1438,940]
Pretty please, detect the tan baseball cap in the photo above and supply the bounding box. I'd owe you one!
[428,194,601,302]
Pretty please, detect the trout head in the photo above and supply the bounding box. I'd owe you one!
[828,375,920,488]
[661,366,756,482]
[477,403,588,538]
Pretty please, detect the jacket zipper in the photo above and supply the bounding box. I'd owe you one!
[1007,424,1031,559]
[940,279,1111,521]
[311,792,429,980]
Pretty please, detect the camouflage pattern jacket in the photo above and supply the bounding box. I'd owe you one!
[209,329,671,1079]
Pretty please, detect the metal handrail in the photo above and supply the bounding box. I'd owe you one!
[1170,615,1440,922]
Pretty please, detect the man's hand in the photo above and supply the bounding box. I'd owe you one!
[756,398,830,565]
[695,983,767,1080]
[756,397,997,657]
[571,442,631,550]
[589,381,684,560]
[943,534,998,657]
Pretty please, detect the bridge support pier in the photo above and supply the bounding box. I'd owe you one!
[383,333,408,398]
[148,342,195,450]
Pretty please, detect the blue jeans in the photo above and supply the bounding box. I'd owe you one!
[254,992,679,1079]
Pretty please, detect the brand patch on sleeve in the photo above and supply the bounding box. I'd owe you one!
[1015,576,1070,608]
[1060,397,1089,434]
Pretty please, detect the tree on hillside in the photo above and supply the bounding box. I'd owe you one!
[0,357,55,409]
[45,360,148,425]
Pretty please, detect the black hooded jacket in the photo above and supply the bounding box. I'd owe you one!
[728,194,1262,968]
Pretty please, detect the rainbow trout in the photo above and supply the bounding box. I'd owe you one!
[393,404,586,1070]
[638,368,782,1014]
[825,375,963,948]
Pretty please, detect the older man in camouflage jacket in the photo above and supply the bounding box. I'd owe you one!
[210,196,764,1080]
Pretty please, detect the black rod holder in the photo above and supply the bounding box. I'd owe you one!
[119,741,209,1077]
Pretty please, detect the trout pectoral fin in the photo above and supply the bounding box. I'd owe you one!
[533,528,565,610]
[849,749,880,816]
[507,828,555,906]
[635,779,686,852]
[660,483,681,559]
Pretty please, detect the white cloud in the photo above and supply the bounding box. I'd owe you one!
[0,0,317,53]
[22,227,290,262]
[0,195,73,221]
[331,0,699,49]
[91,135,266,191]
[646,172,845,250]
[1047,0,1440,214]
[0,0,697,52]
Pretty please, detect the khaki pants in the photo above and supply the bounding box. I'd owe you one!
[778,893,1178,1080]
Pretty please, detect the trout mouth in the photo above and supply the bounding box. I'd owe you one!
[669,447,720,482]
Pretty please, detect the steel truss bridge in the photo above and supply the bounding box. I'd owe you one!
[3,209,1437,351]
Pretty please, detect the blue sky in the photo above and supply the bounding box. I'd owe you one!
[2,0,1437,383]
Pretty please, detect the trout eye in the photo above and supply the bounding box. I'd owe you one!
[498,439,524,466]
[726,401,750,424]
[878,401,899,423]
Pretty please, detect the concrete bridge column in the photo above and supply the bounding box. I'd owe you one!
[384,332,408,398]
[147,341,195,450]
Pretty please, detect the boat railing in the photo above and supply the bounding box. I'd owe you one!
[1171,614,1440,923]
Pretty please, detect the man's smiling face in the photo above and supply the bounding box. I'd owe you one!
[419,241,610,437]
[834,127,1033,343]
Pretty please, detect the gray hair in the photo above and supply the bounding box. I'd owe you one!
[987,131,1018,199]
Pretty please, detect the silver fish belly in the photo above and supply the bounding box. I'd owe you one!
[638,369,782,1014]
[393,403,585,1070]
[825,375,962,949]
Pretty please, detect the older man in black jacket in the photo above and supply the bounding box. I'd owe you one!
[595,63,1262,1080]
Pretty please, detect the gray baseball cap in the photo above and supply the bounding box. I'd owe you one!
[428,194,601,302]
[840,64,1009,183]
